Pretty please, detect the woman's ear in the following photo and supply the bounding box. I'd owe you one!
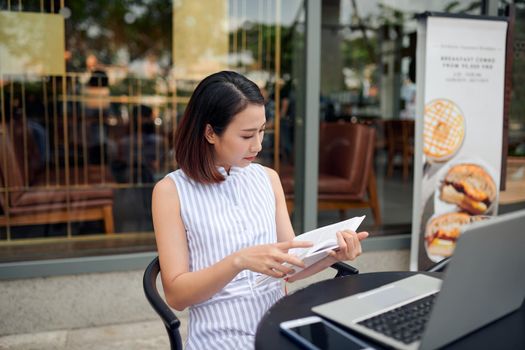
[205,124,216,144]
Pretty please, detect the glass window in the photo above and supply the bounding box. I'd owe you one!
[314,0,484,233]
[0,0,303,262]
[2,0,522,263]
[498,1,525,213]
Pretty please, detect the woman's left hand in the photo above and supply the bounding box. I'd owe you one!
[328,230,369,261]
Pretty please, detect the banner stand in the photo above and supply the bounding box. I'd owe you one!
[410,12,510,271]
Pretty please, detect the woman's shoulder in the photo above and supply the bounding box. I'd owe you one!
[151,178,180,216]
[155,169,193,196]
[252,164,280,189]
[153,175,179,197]
[161,169,193,184]
[245,163,278,179]
[259,164,278,179]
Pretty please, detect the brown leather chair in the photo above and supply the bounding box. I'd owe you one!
[0,123,115,233]
[385,119,414,181]
[281,122,381,225]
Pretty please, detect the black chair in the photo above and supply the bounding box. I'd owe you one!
[143,257,182,350]
[143,256,359,350]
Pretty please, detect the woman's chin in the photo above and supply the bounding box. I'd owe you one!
[239,158,254,166]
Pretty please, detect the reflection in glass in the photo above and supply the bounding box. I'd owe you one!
[0,11,65,76]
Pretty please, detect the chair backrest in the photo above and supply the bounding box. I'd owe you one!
[0,122,46,209]
[385,119,414,151]
[0,126,26,209]
[318,122,375,197]
[143,256,183,350]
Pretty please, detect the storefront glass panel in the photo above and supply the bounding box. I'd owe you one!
[314,0,486,232]
[1,0,522,263]
[0,0,302,262]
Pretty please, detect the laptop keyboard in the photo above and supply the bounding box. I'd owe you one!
[357,292,438,345]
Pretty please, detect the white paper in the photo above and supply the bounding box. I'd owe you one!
[254,215,365,287]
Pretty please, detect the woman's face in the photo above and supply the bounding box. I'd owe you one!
[206,104,266,171]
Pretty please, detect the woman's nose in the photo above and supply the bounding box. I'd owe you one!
[251,133,263,152]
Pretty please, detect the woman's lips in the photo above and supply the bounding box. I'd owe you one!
[244,156,256,161]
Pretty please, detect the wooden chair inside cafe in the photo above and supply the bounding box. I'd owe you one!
[385,119,414,181]
[280,122,381,225]
[0,122,115,233]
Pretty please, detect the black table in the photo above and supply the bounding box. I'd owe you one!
[255,272,525,349]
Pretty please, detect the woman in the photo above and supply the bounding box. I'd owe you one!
[152,71,368,349]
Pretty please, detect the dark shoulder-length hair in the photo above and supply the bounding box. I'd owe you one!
[174,71,265,184]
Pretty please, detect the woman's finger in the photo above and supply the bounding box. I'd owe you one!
[271,251,285,264]
[336,231,347,253]
[349,232,358,255]
[357,231,369,240]
[268,249,306,269]
[349,234,362,258]
[270,262,295,276]
[340,231,361,259]
[343,231,356,256]
[356,236,363,256]
[279,253,306,269]
[265,267,284,278]
[265,260,295,276]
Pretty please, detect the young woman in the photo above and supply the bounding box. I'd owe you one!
[152,71,368,349]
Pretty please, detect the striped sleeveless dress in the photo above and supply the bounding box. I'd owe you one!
[167,163,284,350]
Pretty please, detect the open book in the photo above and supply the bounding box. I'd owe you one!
[254,215,366,287]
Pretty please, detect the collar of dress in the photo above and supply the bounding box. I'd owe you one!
[216,165,245,178]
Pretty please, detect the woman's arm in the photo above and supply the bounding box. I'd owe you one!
[264,167,295,243]
[152,177,311,311]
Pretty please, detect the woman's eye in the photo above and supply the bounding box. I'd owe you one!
[242,130,264,139]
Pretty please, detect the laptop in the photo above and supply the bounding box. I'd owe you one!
[312,210,525,350]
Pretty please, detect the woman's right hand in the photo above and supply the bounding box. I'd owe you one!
[232,241,313,278]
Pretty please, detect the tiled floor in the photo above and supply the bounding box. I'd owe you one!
[0,320,171,350]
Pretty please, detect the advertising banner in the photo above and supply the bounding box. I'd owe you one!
[410,14,509,270]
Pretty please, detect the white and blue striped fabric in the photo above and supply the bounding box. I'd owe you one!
[167,163,284,350]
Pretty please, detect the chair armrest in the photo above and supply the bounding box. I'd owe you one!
[331,262,359,278]
[143,257,181,331]
[425,257,451,273]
